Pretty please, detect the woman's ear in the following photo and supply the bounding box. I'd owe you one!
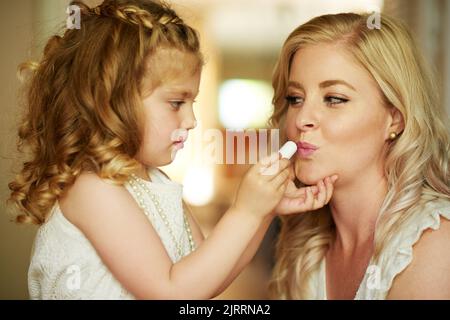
[387,106,404,138]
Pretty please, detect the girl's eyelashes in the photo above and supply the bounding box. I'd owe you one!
[169,101,184,109]
[169,99,197,110]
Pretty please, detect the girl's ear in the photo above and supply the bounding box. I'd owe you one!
[387,106,405,138]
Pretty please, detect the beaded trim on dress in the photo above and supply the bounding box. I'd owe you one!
[124,167,194,263]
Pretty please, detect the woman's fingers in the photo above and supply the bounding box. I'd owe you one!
[273,174,339,215]
[310,175,338,209]
[312,179,326,209]
[324,176,334,204]
[303,186,314,208]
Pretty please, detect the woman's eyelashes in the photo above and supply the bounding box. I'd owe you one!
[324,95,349,106]
[285,94,349,107]
[285,95,304,106]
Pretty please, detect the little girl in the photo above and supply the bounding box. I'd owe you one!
[8,0,337,299]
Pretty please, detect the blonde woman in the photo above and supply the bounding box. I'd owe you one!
[269,13,450,299]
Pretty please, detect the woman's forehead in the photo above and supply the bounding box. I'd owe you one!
[289,44,376,91]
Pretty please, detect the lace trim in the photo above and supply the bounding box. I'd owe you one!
[355,199,450,299]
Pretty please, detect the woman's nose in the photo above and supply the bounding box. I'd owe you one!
[295,102,318,131]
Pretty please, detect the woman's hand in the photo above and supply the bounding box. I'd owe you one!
[273,164,338,215]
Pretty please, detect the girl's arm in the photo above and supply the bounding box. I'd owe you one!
[212,214,274,296]
[61,157,291,299]
[184,170,337,297]
[185,206,274,297]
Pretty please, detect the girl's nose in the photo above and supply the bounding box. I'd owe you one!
[182,108,197,130]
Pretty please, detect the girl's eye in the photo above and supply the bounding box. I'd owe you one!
[324,96,349,106]
[169,101,184,109]
[285,95,304,107]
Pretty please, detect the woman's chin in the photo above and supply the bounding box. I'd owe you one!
[296,171,330,186]
[297,176,320,186]
[294,161,335,185]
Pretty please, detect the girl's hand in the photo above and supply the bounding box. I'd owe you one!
[232,152,291,220]
[273,165,338,215]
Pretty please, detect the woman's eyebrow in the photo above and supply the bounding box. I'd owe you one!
[287,81,305,91]
[319,79,356,91]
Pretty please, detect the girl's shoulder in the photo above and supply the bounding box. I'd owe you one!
[59,171,135,227]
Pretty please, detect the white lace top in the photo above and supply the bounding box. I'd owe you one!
[309,198,450,299]
[28,167,193,299]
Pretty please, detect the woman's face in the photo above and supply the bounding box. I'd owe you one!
[135,70,200,167]
[285,43,397,186]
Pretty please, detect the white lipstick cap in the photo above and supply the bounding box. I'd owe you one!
[279,141,298,159]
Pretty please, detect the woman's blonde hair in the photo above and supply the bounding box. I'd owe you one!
[269,12,450,299]
[8,0,203,225]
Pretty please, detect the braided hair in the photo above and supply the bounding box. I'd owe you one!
[8,0,203,224]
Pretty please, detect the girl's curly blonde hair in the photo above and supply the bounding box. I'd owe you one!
[8,0,203,225]
[269,13,450,299]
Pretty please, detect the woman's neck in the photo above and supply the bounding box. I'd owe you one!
[329,167,387,254]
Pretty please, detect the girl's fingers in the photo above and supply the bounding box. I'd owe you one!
[288,163,296,180]
[260,158,290,179]
[272,167,290,189]
[255,153,277,176]
[259,152,280,169]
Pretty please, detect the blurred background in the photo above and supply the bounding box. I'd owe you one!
[1,0,449,299]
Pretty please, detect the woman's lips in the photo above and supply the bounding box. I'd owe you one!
[296,141,318,158]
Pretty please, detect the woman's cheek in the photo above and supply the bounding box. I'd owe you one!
[284,112,298,140]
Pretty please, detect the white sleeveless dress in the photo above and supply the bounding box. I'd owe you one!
[28,167,193,299]
[309,198,450,299]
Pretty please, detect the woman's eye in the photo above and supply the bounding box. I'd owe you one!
[169,101,184,109]
[324,96,349,106]
[285,95,304,107]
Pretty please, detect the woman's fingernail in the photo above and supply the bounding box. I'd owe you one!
[332,175,338,182]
